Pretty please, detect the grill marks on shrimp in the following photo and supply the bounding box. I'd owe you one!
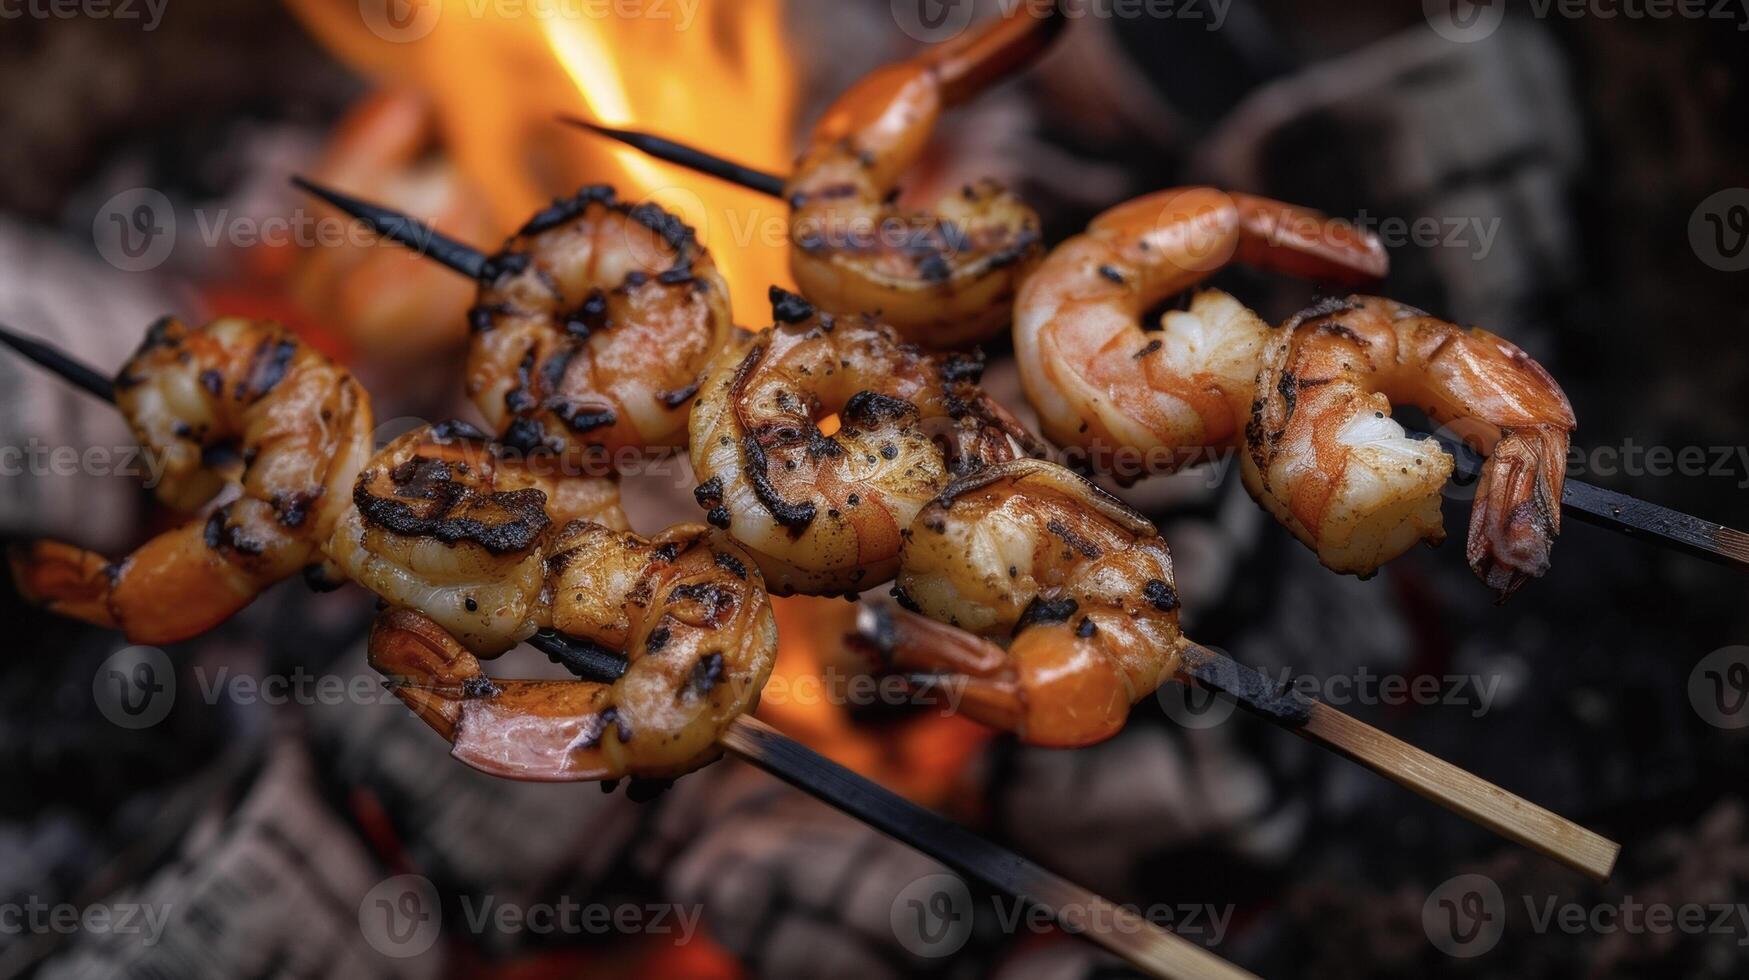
[354,455,551,554]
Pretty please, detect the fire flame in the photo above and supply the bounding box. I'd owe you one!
[285,0,796,325]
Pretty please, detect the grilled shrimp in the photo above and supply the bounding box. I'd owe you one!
[1244,296,1575,597]
[689,289,1029,597]
[784,4,1066,348]
[8,318,372,644]
[1015,187,1387,478]
[367,520,777,782]
[324,421,626,656]
[885,458,1186,746]
[467,186,734,458]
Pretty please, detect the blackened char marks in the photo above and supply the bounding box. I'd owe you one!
[518,185,617,236]
[563,289,610,339]
[742,431,817,531]
[1013,595,1078,635]
[1045,519,1103,559]
[202,506,266,557]
[354,471,550,555]
[430,419,493,443]
[241,337,298,401]
[668,582,738,624]
[841,391,915,428]
[1142,578,1180,612]
[768,286,815,324]
[684,652,725,699]
[725,343,815,531]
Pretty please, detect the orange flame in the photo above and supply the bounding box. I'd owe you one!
[285,0,796,324]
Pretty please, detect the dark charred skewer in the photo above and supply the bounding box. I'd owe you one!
[0,325,115,404]
[719,715,1253,979]
[559,117,787,197]
[290,176,489,279]
[522,644,1249,978]
[529,630,628,682]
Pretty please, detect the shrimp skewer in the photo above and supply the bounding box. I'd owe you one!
[568,3,1067,349]
[7,317,373,644]
[782,3,1064,347]
[554,106,1749,575]
[874,457,1618,879]
[1011,188,1581,595]
[2,322,1622,886]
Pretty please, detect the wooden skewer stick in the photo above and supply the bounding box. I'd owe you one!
[0,338,1249,980]
[721,716,1258,980]
[1176,643,1619,882]
[563,118,1749,574]
[532,634,1249,975]
[553,608,1618,882]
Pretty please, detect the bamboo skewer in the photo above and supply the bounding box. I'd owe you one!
[1177,643,1619,881]
[1295,699,1619,880]
[560,119,1749,575]
[721,716,1258,980]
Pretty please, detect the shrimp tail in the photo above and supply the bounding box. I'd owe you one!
[8,541,119,630]
[369,608,626,782]
[11,529,264,644]
[1231,194,1390,286]
[854,600,1027,734]
[1468,425,1567,599]
[930,0,1067,104]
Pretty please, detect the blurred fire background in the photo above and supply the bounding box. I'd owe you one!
[1,0,1747,977]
